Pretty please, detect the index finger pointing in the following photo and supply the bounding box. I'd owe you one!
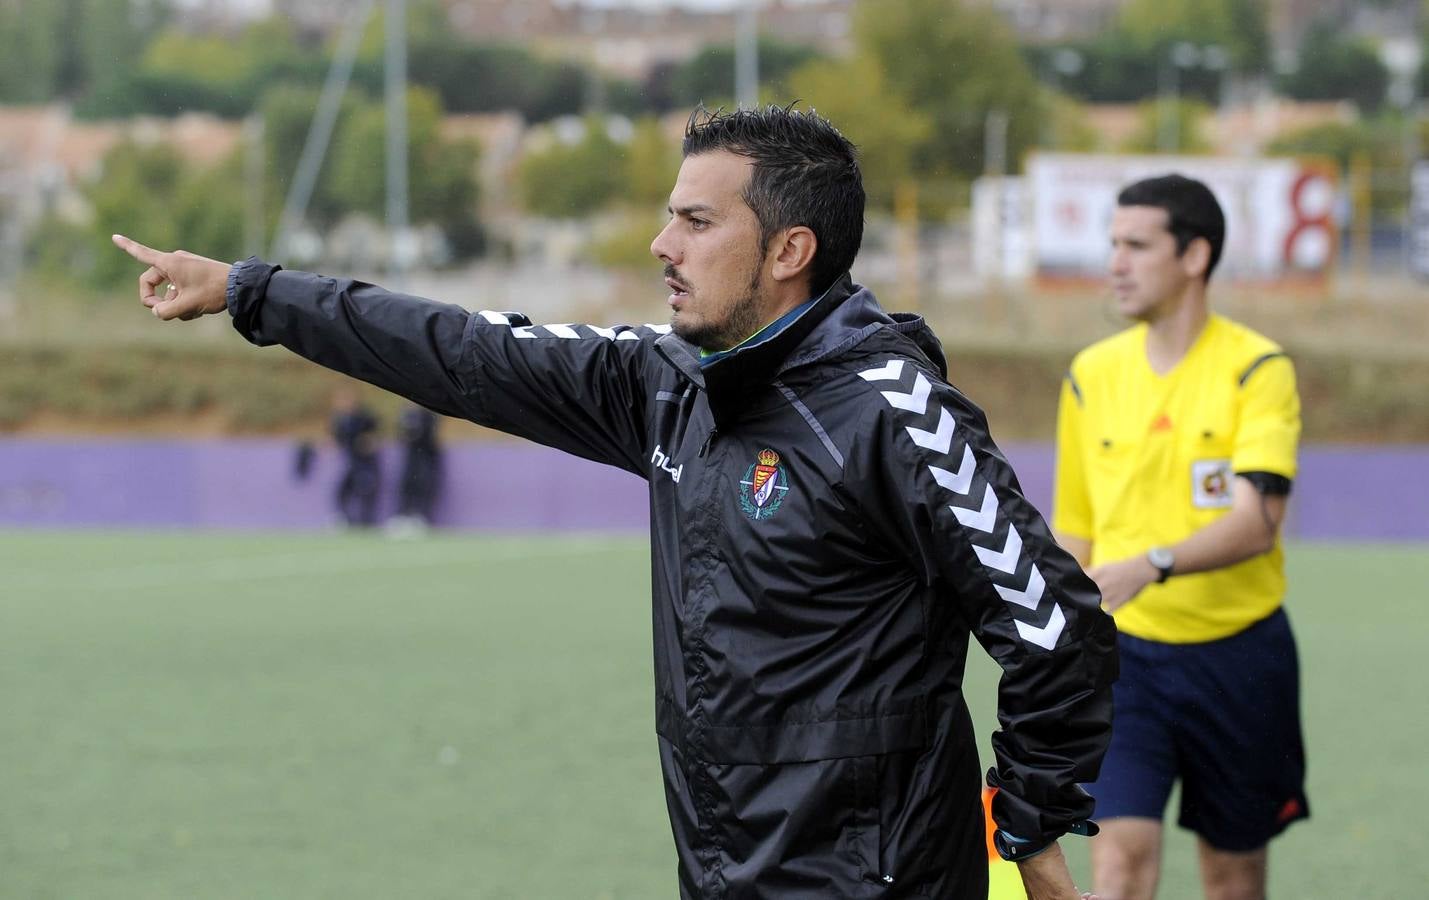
[111,234,164,266]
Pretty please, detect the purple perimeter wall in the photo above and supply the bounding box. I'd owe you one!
[0,439,1424,540]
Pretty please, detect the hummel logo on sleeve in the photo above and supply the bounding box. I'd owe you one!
[475,312,671,341]
[859,360,1067,650]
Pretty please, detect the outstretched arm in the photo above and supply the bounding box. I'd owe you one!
[111,235,657,474]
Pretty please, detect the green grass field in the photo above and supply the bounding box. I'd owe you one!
[3,532,1427,898]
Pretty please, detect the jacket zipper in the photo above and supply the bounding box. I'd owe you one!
[699,427,719,458]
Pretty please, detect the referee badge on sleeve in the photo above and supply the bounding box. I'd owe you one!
[1192,459,1234,508]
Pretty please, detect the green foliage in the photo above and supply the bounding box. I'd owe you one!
[406,39,591,121]
[74,142,246,288]
[0,0,65,102]
[1266,121,1377,170]
[669,38,824,109]
[26,141,249,291]
[517,120,627,218]
[118,19,325,120]
[1040,93,1103,153]
[1026,0,1265,104]
[0,0,164,109]
[1266,117,1416,215]
[258,85,480,244]
[621,119,681,209]
[589,213,666,272]
[7,0,597,123]
[852,0,1043,201]
[518,116,676,225]
[1121,99,1213,154]
[1276,20,1389,112]
[786,55,932,209]
[1117,0,1268,74]
[1023,38,1165,104]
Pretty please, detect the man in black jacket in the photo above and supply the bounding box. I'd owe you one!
[113,105,1114,900]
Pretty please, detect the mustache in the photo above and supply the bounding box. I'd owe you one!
[664,264,688,288]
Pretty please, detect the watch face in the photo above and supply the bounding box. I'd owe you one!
[1148,547,1174,570]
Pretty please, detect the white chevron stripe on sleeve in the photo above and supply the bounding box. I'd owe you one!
[477,310,511,325]
[905,407,955,454]
[616,330,641,340]
[928,445,976,496]
[881,372,931,413]
[973,525,1023,574]
[951,485,998,533]
[864,356,1067,652]
[588,326,618,340]
[1015,604,1066,650]
[647,323,673,334]
[858,360,905,382]
[545,324,581,339]
[995,564,1046,611]
[512,326,537,339]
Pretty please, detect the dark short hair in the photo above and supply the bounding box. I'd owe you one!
[1117,174,1226,281]
[683,103,864,296]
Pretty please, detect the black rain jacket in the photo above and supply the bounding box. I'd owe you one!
[228,260,1118,899]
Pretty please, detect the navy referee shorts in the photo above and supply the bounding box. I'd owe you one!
[1088,607,1310,851]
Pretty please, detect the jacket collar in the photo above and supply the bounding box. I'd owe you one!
[655,273,926,426]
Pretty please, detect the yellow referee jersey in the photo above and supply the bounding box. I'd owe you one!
[1053,314,1300,643]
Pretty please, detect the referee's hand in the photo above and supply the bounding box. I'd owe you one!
[1086,555,1159,613]
[112,234,232,322]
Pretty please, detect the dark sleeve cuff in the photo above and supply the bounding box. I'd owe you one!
[993,819,1099,862]
[226,256,283,346]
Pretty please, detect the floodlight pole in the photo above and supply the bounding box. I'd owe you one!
[271,0,376,262]
[243,114,265,257]
[385,0,410,287]
[735,1,759,109]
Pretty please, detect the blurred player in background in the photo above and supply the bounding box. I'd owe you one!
[330,386,381,528]
[1053,175,1309,900]
[391,404,443,534]
[113,105,1115,900]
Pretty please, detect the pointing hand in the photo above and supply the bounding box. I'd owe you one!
[111,234,232,322]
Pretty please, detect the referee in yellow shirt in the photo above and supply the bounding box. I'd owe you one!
[1053,175,1308,900]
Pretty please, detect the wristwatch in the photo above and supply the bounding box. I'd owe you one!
[1147,546,1175,583]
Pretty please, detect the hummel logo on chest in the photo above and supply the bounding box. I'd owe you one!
[651,444,683,483]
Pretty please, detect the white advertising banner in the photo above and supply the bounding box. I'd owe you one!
[1025,154,1338,282]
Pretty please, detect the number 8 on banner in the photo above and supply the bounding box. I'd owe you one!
[1282,169,1336,273]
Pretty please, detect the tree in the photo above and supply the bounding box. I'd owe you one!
[125,19,315,119]
[1118,0,1269,74]
[786,55,932,209]
[0,0,168,108]
[1120,99,1213,155]
[79,142,246,287]
[255,83,480,251]
[517,119,626,218]
[323,87,481,238]
[1276,20,1389,112]
[670,38,824,109]
[622,118,682,209]
[852,0,1042,194]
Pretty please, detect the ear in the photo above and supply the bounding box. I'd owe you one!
[769,225,817,284]
[1181,236,1212,280]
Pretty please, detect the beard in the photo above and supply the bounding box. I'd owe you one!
[668,256,768,352]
